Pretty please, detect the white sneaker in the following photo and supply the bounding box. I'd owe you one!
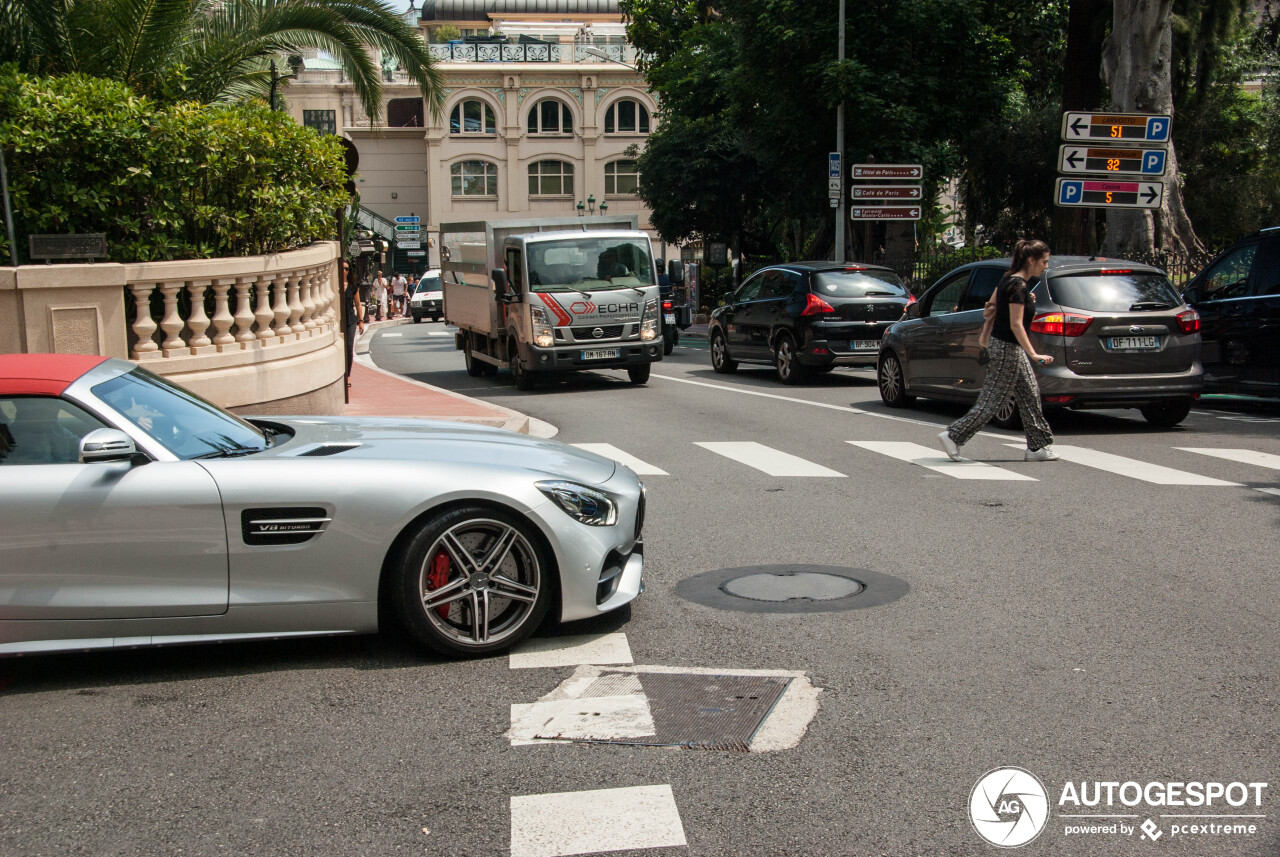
[1025,446,1060,461]
[937,430,961,461]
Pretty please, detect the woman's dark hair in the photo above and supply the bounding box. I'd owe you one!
[1008,239,1050,274]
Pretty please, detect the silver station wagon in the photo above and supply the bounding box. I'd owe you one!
[877,257,1204,427]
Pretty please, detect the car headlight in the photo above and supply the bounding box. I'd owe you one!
[640,298,658,341]
[531,305,555,348]
[536,480,617,526]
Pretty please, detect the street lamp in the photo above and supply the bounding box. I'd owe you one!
[582,46,636,69]
[577,195,597,216]
[269,55,303,112]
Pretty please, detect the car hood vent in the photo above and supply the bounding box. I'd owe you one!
[241,507,331,546]
[296,442,362,457]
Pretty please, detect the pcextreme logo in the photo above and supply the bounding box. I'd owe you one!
[569,300,597,314]
[970,767,1269,848]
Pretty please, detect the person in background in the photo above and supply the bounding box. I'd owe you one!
[374,271,389,321]
[939,238,1059,463]
[343,261,364,386]
[392,272,408,317]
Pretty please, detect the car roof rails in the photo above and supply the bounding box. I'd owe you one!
[1255,226,1280,235]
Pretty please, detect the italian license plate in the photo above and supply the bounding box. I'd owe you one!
[1109,336,1159,350]
[851,339,881,351]
[664,313,676,323]
[580,348,620,360]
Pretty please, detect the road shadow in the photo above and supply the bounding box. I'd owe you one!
[677,366,879,388]
[406,367,651,402]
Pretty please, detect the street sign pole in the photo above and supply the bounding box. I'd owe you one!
[833,0,845,263]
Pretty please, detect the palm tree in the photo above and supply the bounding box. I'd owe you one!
[0,0,442,123]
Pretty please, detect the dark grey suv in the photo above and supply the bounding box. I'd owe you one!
[877,257,1204,427]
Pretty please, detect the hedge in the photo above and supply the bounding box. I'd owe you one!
[0,69,349,263]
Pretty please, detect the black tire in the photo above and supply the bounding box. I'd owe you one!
[878,352,915,407]
[774,333,808,385]
[391,505,552,658]
[431,315,441,323]
[627,363,651,384]
[510,341,537,391]
[412,314,422,324]
[662,331,675,355]
[481,361,499,377]
[991,396,1023,430]
[463,336,485,378]
[1141,399,1192,427]
[710,329,737,373]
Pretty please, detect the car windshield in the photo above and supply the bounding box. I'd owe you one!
[416,275,441,294]
[1049,272,1182,312]
[92,367,268,459]
[526,238,654,293]
[812,269,908,297]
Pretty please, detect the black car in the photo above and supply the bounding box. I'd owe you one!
[709,262,913,384]
[1182,227,1280,397]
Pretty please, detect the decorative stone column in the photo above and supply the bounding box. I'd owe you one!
[129,282,160,359]
[233,276,257,344]
[210,278,238,350]
[159,281,187,356]
[254,275,276,343]
[186,279,214,353]
[286,271,305,334]
[272,273,292,339]
[301,267,318,331]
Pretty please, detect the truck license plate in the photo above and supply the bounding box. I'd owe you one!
[580,348,620,360]
[1109,336,1159,350]
[851,339,881,351]
[664,313,676,324]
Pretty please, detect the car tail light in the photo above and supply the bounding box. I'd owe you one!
[801,293,836,317]
[812,347,830,355]
[662,300,673,311]
[905,293,917,305]
[1176,309,1200,334]
[1098,269,1133,275]
[1044,395,1075,404]
[844,266,866,272]
[1031,312,1092,337]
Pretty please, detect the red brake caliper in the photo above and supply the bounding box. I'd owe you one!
[427,550,452,619]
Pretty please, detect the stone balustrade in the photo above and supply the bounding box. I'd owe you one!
[1,241,346,414]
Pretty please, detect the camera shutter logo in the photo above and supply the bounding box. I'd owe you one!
[969,767,1050,848]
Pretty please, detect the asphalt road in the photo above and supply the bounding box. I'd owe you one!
[3,321,1278,857]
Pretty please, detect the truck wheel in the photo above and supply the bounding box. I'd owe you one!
[510,341,537,391]
[627,364,651,385]
[463,337,485,378]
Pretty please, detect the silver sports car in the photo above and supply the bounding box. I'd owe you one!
[0,354,644,658]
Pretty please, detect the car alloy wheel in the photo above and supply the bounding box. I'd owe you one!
[710,330,737,373]
[878,353,914,407]
[394,506,551,657]
[774,334,807,385]
[992,395,1022,430]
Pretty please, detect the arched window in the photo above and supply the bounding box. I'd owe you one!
[527,99,573,135]
[451,160,498,197]
[529,161,574,196]
[603,99,650,134]
[450,99,496,134]
[604,160,640,195]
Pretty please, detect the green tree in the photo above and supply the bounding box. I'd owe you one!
[0,0,442,122]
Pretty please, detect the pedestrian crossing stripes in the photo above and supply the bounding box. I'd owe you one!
[694,441,846,477]
[571,443,669,475]
[510,785,687,857]
[1005,444,1239,486]
[556,438,1275,487]
[848,441,1037,481]
[1176,448,1280,471]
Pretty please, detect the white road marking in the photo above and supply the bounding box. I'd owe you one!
[695,441,845,477]
[651,372,1021,440]
[1176,448,1280,471]
[1257,488,1280,498]
[510,785,687,857]
[849,441,1036,481]
[380,332,403,337]
[1007,444,1239,486]
[509,632,634,669]
[571,443,668,475]
[427,331,453,337]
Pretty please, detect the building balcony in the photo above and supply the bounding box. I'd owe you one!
[424,42,640,65]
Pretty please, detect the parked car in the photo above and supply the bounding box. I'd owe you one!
[1181,226,1280,397]
[877,257,1203,427]
[709,262,913,384]
[410,269,443,323]
[0,354,645,659]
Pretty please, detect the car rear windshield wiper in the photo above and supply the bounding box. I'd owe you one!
[1129,301,1174,311]
[863,290,899,297]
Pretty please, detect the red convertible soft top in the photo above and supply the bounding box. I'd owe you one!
[0,353,110,396]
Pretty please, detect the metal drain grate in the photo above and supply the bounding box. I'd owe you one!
[534,671,791,752]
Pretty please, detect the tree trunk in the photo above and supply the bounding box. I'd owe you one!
[1053,0,1109,256]
[1100,0,1203,256]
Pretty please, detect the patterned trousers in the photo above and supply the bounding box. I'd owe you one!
[947,339,1054,451]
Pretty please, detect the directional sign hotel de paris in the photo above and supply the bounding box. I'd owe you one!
[849,164,923,220]
[1056,112,1170,210]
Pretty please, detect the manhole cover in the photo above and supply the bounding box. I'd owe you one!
[675,564,909,613]
[721,571,864,602]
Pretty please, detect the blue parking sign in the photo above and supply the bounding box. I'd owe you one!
[1058,180,1083,205]
[829,152,841,178]
[1146,117,1169,141]
[1142,150,1166,174]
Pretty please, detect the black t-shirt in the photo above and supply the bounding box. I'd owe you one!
[992,274,1036,344]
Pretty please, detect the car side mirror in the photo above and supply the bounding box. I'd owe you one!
[667,259,684,285]
[1182,284,1199,304]
[79,428,144,465]
[492,268,511,301]
[905,301,923,319]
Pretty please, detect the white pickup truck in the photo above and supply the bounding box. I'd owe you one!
[440,216,664,391]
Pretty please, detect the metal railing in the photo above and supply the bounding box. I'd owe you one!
[425,42,640,64]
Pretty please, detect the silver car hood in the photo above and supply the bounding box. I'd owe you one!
[253,417,618,485]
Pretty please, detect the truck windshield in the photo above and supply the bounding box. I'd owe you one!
[526,238,655,292]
